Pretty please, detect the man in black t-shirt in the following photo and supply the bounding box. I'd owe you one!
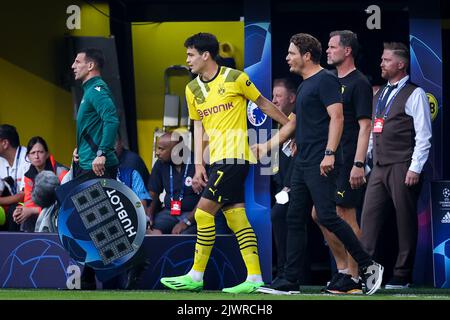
[310,30,373,294]
[253,33,383,295]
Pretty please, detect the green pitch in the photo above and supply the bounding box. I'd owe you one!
[1,287,449,300]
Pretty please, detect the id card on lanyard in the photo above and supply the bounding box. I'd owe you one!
[373,118,384,133]
[169,163,189,216]
[373,82,407,134]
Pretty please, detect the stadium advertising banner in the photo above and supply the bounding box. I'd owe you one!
[409,17,443,286]
[56,178,147,281]
[0,233,245,289]
[430,182,450,288]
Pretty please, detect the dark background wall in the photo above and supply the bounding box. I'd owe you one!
[271,1,410,87]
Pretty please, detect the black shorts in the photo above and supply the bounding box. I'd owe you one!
[335,161,364,208]
[202,160,249,205]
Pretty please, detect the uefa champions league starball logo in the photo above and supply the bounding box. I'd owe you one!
[247,101,267,127]
[443,188,450,201]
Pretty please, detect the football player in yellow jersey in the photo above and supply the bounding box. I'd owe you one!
[160,32,289,293]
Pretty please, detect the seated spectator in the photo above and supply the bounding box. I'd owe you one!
[147,132,198,235]
[12,136,68,232]
[117,166,152,219]
[0,124,30,231]
[115,133,150,187]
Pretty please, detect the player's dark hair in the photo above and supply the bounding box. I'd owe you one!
[184,33,219,61]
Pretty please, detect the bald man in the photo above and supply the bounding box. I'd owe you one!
[147,132,199,234]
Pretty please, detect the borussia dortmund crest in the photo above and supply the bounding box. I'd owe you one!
[218,84,226,95]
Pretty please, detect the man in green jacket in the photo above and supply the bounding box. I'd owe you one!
[72,48,119,180]
[71,48,119,289]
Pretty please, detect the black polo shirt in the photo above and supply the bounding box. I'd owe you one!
[338,69,373,162]
[294,69,343,166]
[149,159,199,212]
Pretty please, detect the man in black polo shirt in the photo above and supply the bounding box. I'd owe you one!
[147,132,197,234]
[253,33,383,295]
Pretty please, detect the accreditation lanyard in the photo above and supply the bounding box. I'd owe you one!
[375,81,408,120]
[169,163,190,201]
[6,147,22,194]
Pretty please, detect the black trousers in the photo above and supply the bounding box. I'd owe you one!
[271,203,288,278]
[284,162,372,282]
[73,164,118,182]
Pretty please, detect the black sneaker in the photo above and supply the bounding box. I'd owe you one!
[321,272,346,293]
[266,277,300,291]
[271,275,283,284]
[385,276,411,289]
[360,261,384,295]
[80,266,97,290]
[124,258,151,290]
[80,280,96,290]
[326,274,363,294]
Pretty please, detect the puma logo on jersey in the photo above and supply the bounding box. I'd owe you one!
[337,190,345,198]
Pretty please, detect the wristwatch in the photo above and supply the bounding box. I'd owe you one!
[183,217,192,226]
[324,149,335,156]
[96,149,106,158]
[353,161,365,168]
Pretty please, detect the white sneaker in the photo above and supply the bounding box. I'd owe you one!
[360,261,384,295]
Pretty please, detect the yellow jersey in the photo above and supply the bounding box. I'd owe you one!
[186,66,261,164]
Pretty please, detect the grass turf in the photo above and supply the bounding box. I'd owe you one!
[1,286,449,300]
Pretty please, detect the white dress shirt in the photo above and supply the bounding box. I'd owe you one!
[368,75,432,173]
[0,146,31,194]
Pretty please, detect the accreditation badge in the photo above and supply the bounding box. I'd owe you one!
[373,118,384,133]
[170,200,182,216]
